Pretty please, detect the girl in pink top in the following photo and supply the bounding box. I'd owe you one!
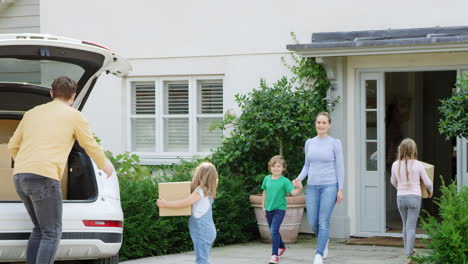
[390,138,433,264]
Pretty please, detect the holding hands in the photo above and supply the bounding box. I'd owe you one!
[292,178,303,189]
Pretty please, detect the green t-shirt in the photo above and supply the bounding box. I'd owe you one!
[261,175,296,211]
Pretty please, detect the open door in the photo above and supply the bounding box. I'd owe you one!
[359,72,385,233]
[457,69,468,187]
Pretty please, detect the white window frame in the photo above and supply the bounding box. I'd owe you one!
[126,75,224,164]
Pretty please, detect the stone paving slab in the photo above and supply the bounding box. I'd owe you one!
[120,235,418,264]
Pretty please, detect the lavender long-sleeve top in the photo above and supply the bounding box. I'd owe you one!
[297,136,345,189]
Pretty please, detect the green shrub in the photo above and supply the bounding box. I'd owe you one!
[213,175,258,245]
[109,153,195,260]
[211,59,333,193]
[109,153,259,260]
[438,74,468,139]
[412,180,468,264]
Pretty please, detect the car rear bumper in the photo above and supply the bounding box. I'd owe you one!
[0,232,122,261]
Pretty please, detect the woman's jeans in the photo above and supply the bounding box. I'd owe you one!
[13,173,63,264]
[266,209,286,256]
[306,184,338,256]
[397,195,421,257]
[189,202,216,264]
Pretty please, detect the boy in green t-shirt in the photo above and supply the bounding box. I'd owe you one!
[262,155,303,264]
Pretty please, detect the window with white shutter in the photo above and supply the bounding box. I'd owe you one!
[130,82,156,152]
[164,81,189,152]
[128,77,223,159]
[197,80,223,152]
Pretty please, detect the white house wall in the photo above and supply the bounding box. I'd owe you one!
[36,0,468,154]
[0,0,39,34]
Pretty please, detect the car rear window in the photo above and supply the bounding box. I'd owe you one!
[0,58,85,89]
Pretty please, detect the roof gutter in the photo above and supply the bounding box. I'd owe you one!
[287,42,468,58]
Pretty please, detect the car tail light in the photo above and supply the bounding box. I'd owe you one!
[83,220,123,227]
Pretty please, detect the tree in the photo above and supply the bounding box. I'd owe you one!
[438,74,468,139]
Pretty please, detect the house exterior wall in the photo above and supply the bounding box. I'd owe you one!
[37,0,468,156]
[35,0,468,154]
[0,0,39,33]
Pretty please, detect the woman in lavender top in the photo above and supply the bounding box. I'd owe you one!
[293,112,344,264]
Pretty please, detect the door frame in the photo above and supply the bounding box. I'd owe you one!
[354,65,468,237]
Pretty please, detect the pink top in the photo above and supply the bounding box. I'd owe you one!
[391,159,433,196]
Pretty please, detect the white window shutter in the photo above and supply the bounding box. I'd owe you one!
[164,118,189,152]
[166,82,189,114]
[132,83,155,115]
[199,81,223,114]
[131,82,156,152]
[197,80,223,152]
[131,118,156,152]
[197,117,223,152]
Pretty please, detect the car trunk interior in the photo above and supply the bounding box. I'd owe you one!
[0,119,98,202]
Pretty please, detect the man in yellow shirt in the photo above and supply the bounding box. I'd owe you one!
[8,76,114,264]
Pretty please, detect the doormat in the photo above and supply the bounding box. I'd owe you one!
[345,236,429,248]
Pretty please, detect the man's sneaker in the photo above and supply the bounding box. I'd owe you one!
[278,247,286,257]
[269,255,279,264]
[323,240,329,259]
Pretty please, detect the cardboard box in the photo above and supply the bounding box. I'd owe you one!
[158,181,192,216]
[420,161,434,199]
[0,120,19,144]
[0,168,19,200]
[0,144,12,168]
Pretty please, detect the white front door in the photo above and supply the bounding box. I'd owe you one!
[359,72,385,233]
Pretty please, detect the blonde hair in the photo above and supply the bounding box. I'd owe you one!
[268,155,287,173]
[397,138,418,184]
[191,162,218,198]
[315,111,332,124]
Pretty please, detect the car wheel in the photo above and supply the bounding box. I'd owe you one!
[87,255,119,264]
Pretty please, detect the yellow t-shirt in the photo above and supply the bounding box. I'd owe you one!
[8,100,107,181]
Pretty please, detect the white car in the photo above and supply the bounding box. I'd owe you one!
[0,34,131,264]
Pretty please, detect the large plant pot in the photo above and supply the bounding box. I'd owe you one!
[249,194,305,243]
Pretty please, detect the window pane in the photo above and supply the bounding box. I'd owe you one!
[131,118,155,152]
[366,111,377,140]
[165,82,189,114]
[198,118,223,152]
[366,80,377,109]
[198,81,223,114]
[0,59,84,87]
[366,142,378,171]
[132,82,155,115]
[164,118,189,152]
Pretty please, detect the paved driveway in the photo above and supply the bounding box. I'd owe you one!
[120,236,414,264]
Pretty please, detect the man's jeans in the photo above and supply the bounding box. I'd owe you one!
[14,173,63,264]
[266,209,286,256]
[306,184,338,257]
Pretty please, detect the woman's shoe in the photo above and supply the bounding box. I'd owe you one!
[313,254,323,264]
[323,240,329,259]
[406,257,413,264]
